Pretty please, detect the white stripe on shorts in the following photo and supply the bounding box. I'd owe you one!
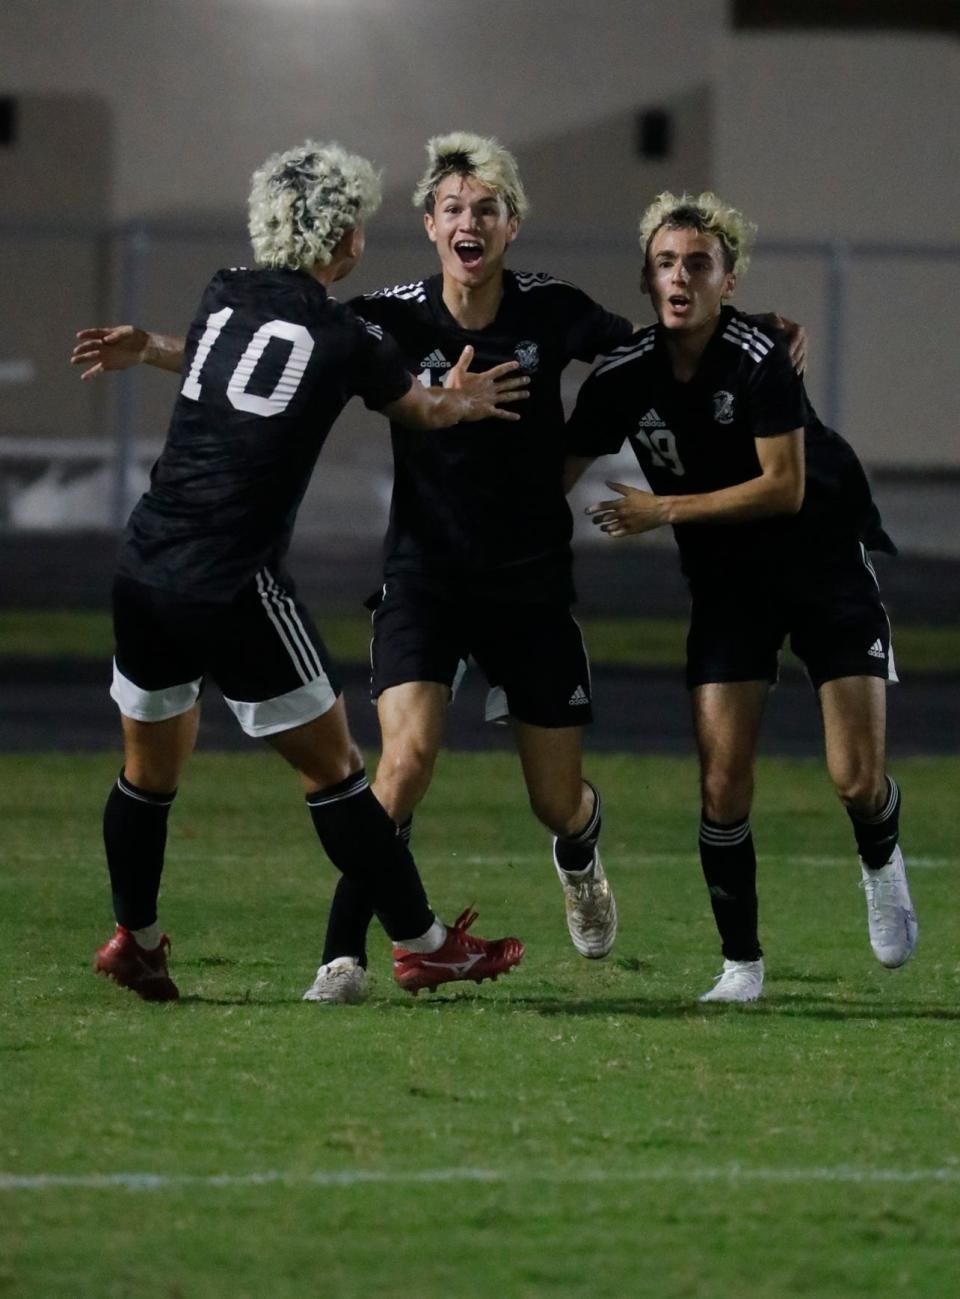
[223,676,338,738]
[110,661,201,721]
[255,569,324,684]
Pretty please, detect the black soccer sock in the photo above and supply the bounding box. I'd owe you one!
[699,813,762,962]
[848,776,901,869]
[554,781,602,874]
[322,876,373,967]
[306,770,433,943]
[102,770,176,930]
[320,812,414,965]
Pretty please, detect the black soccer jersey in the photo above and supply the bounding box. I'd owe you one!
[351,270,633,600]
[566,305,893,578]
[119,267,413,602]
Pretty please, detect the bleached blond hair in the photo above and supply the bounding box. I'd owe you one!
[639,191,757,275]
[248,140,382,270]
[412,131,529,220]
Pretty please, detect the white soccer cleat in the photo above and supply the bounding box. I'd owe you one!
[699,958,764,1003]
[301,956,369,1004]
[553,846,618,959]
[860,847,918,968]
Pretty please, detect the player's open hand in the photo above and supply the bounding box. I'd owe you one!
[446,345,530,421]
[586,481,669,537]
[71,326,149,380]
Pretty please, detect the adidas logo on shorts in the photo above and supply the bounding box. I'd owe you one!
[568,685,589,706]
[419,349,450,370]
[867,639,886,659]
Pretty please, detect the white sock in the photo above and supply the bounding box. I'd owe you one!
[559,859,595,880]
[130,922,162,951]
[395,918,447,953]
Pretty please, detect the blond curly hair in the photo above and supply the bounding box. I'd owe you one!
[412,131,529,219]
[248,140,382,270]
[639,191,757,275]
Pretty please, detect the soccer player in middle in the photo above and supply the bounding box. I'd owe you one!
[317,131,636,996]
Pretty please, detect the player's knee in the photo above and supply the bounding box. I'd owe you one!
[701,766,753,823]
[375,743,436,806]
[831,765,886,815]
[528,786,580,835]
[293,738,363,792]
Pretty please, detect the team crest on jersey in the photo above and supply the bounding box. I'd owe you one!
[514,340,540,372]
[713,390,735,424]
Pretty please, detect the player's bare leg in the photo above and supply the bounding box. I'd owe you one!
[95,705,201,1000]
[513,720,616,958]
[373,681,451,823]
[120,704,200,793]
[266,694,363,792]
[692,682,767,1002]
[819,676,916,967]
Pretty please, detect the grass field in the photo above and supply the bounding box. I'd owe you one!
[2,750,958,1298]
[3,609,960,671]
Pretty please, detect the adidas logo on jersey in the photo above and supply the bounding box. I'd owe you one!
[419,349,450,370]
[638,408,665,430]
[568,685,590,707]
[867,639,886,659]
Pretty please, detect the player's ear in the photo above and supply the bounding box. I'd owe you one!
[640,263,651,296]
[504,211,520,246]
[424,210,438,244]
[347,225,365,260]
[722,270,737,301]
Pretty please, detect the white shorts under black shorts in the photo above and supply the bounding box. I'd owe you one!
[110,570,340,737]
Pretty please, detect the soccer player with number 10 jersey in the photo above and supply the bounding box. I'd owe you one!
[73,141,528,1001]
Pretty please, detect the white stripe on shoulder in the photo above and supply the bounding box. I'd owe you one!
[594,330,656,377]
[364,281,427,303]
[362,320,384,340]
[513,270,575,292]
[723,318,774,363]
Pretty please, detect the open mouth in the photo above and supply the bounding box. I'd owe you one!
[668,295,690,311]
[454,240,484,269]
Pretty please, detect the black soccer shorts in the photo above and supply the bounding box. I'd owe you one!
[110,569,341,736]
[686,541,897,690]
[369,574,593,728]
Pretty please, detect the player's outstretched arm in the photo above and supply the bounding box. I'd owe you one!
[383,346,529,430]
[71,327,187,380]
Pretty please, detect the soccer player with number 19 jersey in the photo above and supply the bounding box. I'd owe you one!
[565,191,917,1002]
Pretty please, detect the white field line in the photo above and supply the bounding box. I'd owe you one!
[2,1165,959,1192]
[451,854,952,869]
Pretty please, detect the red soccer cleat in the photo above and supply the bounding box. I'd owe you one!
[93,925,179,1002]
[393,908,524,996]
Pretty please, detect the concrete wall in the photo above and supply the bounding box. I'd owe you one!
[1,1,957,526]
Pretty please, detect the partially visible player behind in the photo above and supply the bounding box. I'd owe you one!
[565,190,916,1002]
[73,140,527,1002]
